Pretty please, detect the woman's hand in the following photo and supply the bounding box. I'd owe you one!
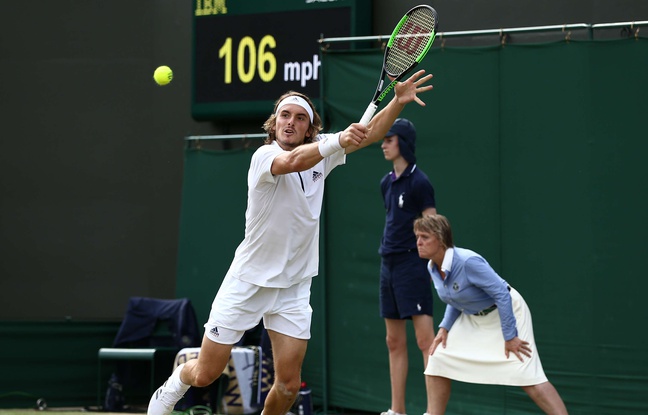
[429,327,448,355]
[505,336,532,362]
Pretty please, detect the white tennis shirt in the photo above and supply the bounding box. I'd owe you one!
[226,135,345,288]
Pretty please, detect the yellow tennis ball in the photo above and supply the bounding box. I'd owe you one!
[153,65,173,86]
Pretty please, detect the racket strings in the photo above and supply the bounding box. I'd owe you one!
[385,8,437,76]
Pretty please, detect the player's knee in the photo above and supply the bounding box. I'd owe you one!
[274,378,300,398]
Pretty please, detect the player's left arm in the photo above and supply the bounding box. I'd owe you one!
[345,70,434,154]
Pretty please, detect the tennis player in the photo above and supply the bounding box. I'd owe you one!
[147,69,434,415]
[414,214,568,415]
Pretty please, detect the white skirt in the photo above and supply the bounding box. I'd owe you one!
[424,287,548,386]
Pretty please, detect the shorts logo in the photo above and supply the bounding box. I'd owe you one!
[312,171,323,182]
[210,327,219,337]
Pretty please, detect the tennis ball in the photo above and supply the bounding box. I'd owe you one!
[153,65,173,86]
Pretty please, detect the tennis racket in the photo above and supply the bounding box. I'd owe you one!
[359,5,439,126]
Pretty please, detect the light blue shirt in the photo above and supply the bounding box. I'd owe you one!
[428,247,518,341]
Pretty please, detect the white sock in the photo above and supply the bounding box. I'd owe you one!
[170,363,191,391]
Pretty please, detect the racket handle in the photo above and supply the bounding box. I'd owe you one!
[359,103,378,126]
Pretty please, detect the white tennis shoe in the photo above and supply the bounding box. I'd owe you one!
[147,364,187,415]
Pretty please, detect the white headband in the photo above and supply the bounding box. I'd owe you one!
[275,95,314,123]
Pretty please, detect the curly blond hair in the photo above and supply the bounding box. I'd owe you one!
[262,91,323,145]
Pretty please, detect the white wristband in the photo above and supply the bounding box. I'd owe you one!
[318,135,343,158]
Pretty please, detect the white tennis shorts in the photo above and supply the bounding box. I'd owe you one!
[204,274,313,345]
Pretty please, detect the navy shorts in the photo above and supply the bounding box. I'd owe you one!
[380,251,434,319]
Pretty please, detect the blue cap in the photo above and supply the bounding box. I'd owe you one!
[386,118,416,164]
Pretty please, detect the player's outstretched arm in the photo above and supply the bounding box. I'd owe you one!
[345,70,434,154]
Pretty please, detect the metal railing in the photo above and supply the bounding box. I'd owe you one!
[317,20,648,44]
[185,20,647,142]
[185,133,267,141]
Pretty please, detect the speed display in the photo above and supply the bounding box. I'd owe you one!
[192,0,370,120]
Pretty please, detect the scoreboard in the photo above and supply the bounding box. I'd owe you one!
[192,0,371,120]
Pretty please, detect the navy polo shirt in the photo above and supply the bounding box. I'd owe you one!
[379,164,436,255]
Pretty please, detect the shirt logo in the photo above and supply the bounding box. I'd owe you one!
[452,282,459,291]
[398,193,405,208]
[312,171,323,182]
